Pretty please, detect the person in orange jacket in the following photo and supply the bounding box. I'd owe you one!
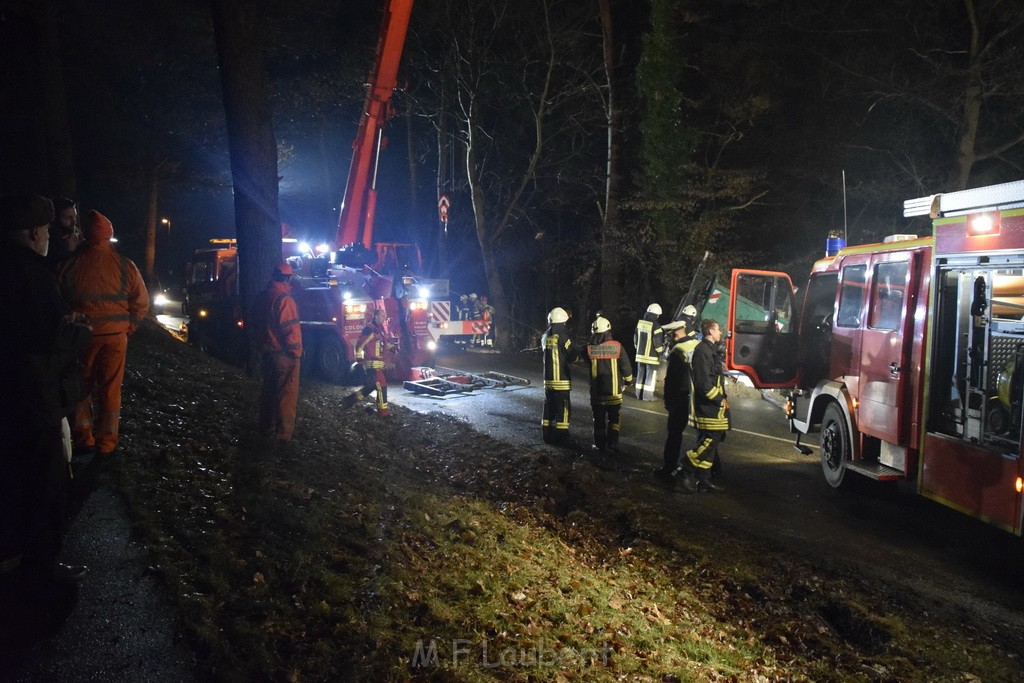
[59,211,148,456]
[255,262,303,442]
[352,307,395,417]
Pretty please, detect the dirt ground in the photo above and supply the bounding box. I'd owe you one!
[103,322,1024,681]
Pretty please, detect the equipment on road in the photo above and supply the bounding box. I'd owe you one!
[719,178,1024,536]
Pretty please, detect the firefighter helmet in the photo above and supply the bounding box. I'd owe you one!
[681,304,697,317]
[647,303,662,315]
[548,307,569,324]
[592,316,611,334]
[469,293,478,300]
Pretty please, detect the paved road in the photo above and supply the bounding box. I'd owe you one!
[382,348,1024,633]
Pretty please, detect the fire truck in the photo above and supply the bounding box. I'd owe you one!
[723,179,1024,535]
[185,0,489,381]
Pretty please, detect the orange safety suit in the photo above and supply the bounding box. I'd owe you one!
[354,316,392,416]
[256,280,302,441]
[59,232,148,455]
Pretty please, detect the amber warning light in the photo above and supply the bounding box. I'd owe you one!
[967,212,1000,237]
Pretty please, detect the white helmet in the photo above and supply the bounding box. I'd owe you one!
[647,303,662,315]
[592,316,611,334]
[547,307,569,324]
[469,293,478,300]
[681,304,698,318]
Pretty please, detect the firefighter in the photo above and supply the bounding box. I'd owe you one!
[584,316,633,452]
[658,306,701,486]
[478,294,495,346]
[59,211,148,456]
[633,303,664,400]
[353,307,395,417]
[541,306,576,445]
[686,318,729,492]
[255,262,303,442]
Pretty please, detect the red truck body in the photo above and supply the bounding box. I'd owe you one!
[725,179,1024,535]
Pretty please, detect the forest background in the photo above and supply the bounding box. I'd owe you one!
[3,0,1023,347]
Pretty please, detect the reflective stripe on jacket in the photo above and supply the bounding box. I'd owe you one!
[634,317,663,365]
[258,281,303,357]
[355,322,388,369]
[585,337,634,406]
[60,242,148,335]
[690,337,729,431]
[542,325,573,391]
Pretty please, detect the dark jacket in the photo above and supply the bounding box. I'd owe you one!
[0,241,91,432]
[690,337,730,431]
[541,323,575,391]
[585,332,634,405]
[664,332,699,411]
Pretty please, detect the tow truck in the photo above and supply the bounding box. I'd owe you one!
[722,179,1024,535]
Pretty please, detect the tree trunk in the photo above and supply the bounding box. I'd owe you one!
[465,130,511,350]
[210,0,281,325]
[952,0,983,190]
[597,0,623,320]
[37,0,76,198]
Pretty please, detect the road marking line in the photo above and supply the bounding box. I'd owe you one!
[625,405,819,450]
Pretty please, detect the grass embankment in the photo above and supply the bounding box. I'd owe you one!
[112,322,1020,681]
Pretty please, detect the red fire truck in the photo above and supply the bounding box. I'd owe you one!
[724,179,1024,535]
[185,0,489,381]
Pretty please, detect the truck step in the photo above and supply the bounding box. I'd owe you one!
[845,460,904,481]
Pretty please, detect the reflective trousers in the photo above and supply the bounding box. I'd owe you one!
[359,366,389,417]
[73,332,128,454]
[259,353,300,441]
[634,363,658,401]
[686,429,723,480]
[542,389,571,445]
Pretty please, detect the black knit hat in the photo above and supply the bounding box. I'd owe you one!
[0,194,54,232]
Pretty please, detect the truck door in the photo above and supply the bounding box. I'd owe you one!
[857,252,916,445]
[725,270,799,387]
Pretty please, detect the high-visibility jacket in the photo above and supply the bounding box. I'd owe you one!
[664,332,699,410]
[541,323,574,391]
[355,321,390,369]
[257,281,302,358]
[633,313,664,365]
[690,338,730,431]
[585,333,633,405]
[59,242,148,336]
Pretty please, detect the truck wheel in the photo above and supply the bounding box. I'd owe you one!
[316,335,349,384]
[820,401,850,488]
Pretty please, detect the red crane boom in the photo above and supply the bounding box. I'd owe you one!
[337,0,415,250]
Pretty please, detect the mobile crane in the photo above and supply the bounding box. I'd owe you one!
[186,0,490,381]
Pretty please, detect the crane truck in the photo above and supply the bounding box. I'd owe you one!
[721,179,1024,535]
[185,0,490,381]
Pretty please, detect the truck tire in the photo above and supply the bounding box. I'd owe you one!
[820,401,850,488]
[315,335,349,384]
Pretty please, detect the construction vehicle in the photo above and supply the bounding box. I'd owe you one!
[722,179,1024,535]
[185,0,490,381]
